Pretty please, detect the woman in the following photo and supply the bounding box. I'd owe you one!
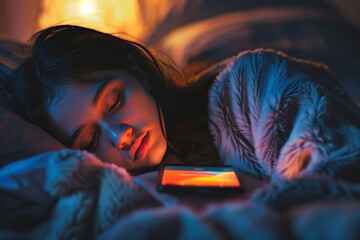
[4,24,360,240]
[10,25,218,174]
[10,25,360,179]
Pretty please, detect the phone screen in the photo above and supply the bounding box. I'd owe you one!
[161,165,240,187]
[157,165,243,194]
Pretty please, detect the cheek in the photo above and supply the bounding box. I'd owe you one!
[149,136,167,165]
[125,91,160,127]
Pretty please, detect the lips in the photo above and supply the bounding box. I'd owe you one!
[130,131,150,161]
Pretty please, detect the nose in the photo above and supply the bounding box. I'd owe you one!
[99,121,133,150]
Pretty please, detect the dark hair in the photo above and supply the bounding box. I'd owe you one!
[11,25,178,123]
[10,25,217,164]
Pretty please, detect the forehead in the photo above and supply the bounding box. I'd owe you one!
[49,69,137,111]
[46,81,99,143]
[46,70,139,143]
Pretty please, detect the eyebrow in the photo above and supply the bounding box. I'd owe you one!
[70,77,112,145]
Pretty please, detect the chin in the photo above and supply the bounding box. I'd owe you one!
[147,143,167,166]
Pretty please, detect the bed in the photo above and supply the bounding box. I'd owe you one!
[1,1,360,239]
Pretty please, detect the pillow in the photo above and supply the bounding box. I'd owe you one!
[155,6,360,105]
[142,0,329,44]
[0,41,64,167]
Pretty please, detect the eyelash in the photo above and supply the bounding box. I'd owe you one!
[85,130,98,152]
[108,91,123,113]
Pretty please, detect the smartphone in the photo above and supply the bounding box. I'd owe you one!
[157,164,244,195]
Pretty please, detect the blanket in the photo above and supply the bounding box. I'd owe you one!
[1,49,360,239]
[208,49,360,179]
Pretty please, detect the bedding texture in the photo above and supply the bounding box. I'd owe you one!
[1,49,360,239]
[209,49,360,179]
[1,1,360,239]
[1,0,359,167]
[0,42,64,167]
[151,1,360,105]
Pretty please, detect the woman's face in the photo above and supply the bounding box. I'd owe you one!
[47,70,167,170]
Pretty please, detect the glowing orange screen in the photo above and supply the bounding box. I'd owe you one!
[161,169,240,187]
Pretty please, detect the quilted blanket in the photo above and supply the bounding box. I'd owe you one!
[1,49,360,239]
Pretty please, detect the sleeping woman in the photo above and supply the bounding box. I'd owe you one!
[10,25,218,175]
[9,24,360,180]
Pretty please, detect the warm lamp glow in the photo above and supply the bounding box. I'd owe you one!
[38,0,144,40]
[79,1,98,15]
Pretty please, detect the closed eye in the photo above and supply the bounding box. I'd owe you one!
[85,130,99,152]
[108,90,123,113]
